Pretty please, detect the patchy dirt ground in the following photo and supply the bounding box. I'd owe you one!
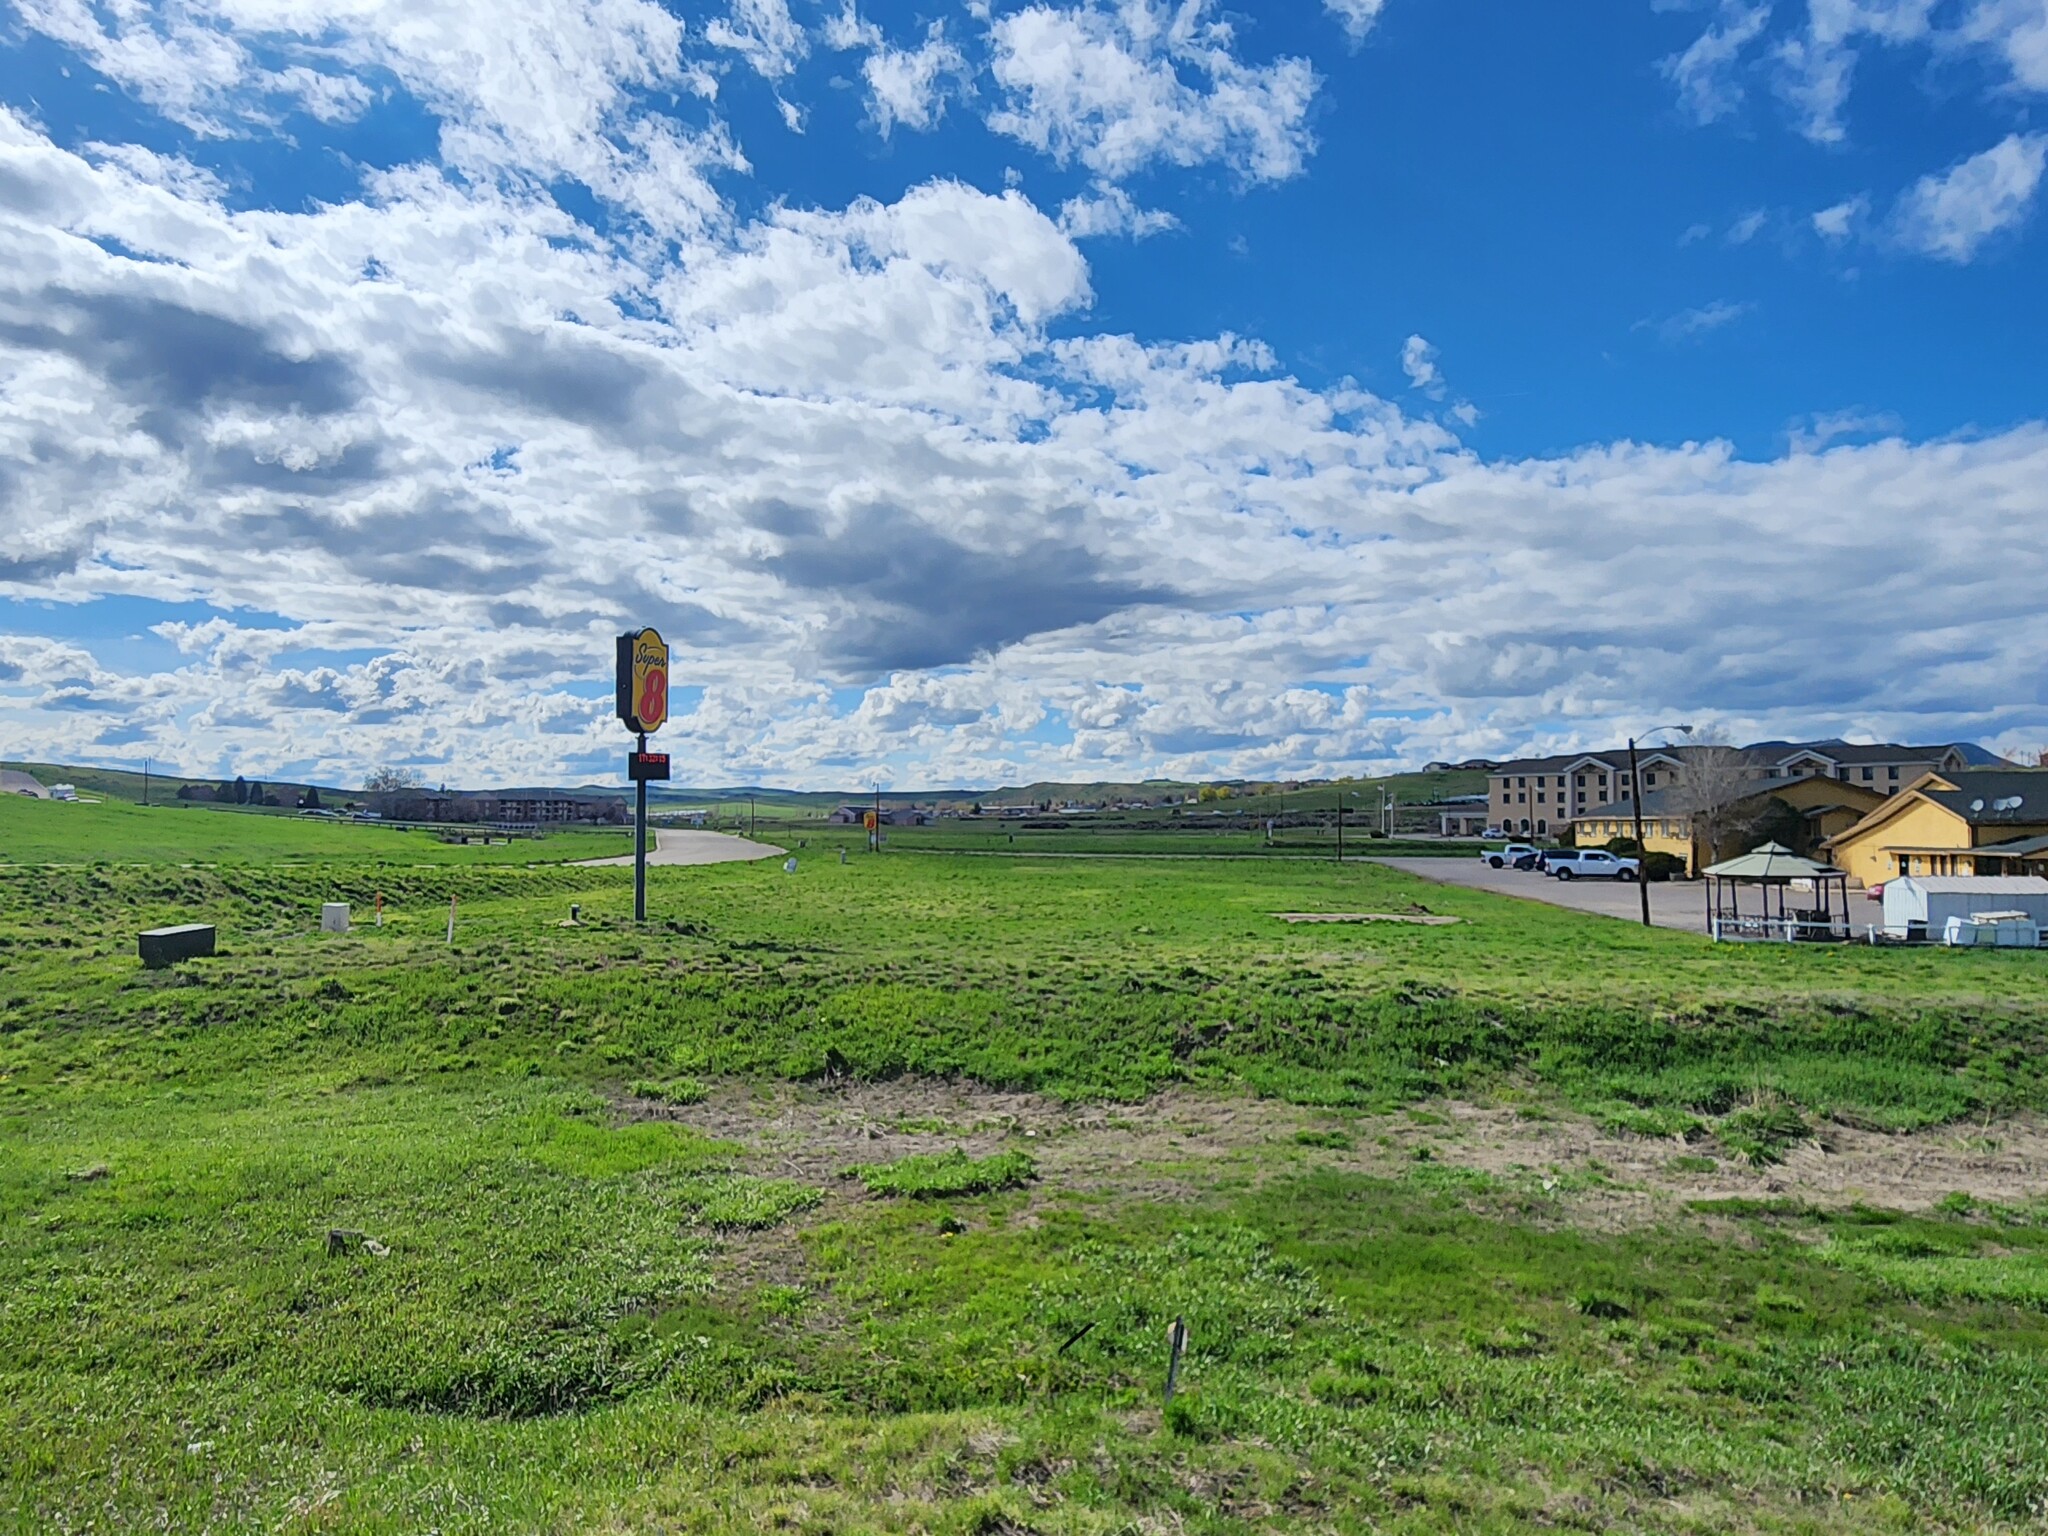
[622,1079,2048,1232]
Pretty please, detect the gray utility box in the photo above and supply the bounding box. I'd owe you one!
[139,924,216,969]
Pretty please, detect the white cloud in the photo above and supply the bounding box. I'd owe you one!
[1959,0,2048,91]
[866,24,972,134]
[1058,184,1180,238]
[1893,131,2048,260]
[1661,2,1772,125]
[705,0,809,80]
[1400,334,1444,397]
[1324,0,1389,44]
[1811,192,1868,239]
[984,0,1320,184]
[1771,0,1937,144]
[1726,207,1768,243]
[1642,299,1755,341]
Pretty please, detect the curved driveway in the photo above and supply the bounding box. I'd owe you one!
[579,829,785,867]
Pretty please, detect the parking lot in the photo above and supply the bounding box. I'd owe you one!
[1373,856,1728,933]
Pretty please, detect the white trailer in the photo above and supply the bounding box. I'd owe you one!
[1882,876,2048,941]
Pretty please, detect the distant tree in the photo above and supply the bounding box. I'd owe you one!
[176,784,208,802]
[363,766,424,793]
[1670,739,1767,866]
[300,786,323,810]
[215,780,235,803]
[232,775,249,805]
[364,765,425,817]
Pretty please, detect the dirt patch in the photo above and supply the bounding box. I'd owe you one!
[625,1078,1314,1201]
[620,1079,2048,1240]
[1355,1100,2048,1222]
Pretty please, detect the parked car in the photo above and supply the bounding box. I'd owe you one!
[1544,848,1641,881]
[1481,843,1539,870]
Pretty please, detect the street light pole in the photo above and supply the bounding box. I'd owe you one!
[1335,786,1343,864]
[1628,737,1651,929]
[1628,723,1695,928]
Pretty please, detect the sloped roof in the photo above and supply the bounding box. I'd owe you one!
[0,770,48,797]
[1703,842,1842,880]
[1895,876,2048,895]
[1919,770,2048,826]
[1975,833,2048,859]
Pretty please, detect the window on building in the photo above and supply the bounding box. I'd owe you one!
[1888,766,1899,779]
[1644,772,1656,787]
[1516,777,1526,788]
[1861,766,1873,780]
[1536,819,1547,834]
[1575,774,1585,787]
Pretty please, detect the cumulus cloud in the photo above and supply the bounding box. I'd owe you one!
[984,0,1320,184]
[1892,132,2048,260]
[705,0,808,80]
[1,16,2046,787]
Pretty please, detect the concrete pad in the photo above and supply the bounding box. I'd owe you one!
[1371,856,1712,934]
[579,829,784,868]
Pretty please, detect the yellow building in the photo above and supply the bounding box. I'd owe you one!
[1572,774,1885,875]
[1824,770,2048,887]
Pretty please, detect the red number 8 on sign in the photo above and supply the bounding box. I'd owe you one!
[637,669,667,730]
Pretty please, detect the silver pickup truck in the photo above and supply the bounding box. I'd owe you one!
[1544,848,1641,881]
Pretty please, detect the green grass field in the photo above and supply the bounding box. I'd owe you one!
[6,800,2048,1532]
[0,796,632,865]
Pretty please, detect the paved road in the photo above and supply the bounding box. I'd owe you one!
[580,829,785,867]
[1372,856,1716,934]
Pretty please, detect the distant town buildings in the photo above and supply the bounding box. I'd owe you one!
[383,790,627,826]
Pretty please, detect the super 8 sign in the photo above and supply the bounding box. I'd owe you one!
[615,628,670,734]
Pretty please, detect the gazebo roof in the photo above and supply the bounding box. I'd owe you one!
[1702,841,1842,881]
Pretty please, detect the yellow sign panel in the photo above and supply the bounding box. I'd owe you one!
[616,627,669,734]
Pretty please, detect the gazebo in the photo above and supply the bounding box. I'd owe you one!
[1703,842,1853,943]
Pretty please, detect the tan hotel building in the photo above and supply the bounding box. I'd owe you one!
[1488,740,1982,839]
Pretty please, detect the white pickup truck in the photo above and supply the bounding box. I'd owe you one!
[1479,843,1540,870]
[1544,848,1641,881]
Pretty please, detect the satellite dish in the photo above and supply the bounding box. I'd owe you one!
[1972,799,1986,813]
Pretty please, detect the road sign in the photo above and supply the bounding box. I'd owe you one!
[616,628,670,734]
[864,811,878,831]
[628,751,671,782]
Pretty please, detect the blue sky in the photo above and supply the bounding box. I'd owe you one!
[1,0,2046,788]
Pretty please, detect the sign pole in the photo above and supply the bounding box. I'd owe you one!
[635,730,649,923]
[617,626,670,926]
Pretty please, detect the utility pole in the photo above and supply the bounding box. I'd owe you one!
[1335,786,1343,863]
[749,794,755,840]
[142,756,150,808]
[1628,737,1651,928]
[873,784,881,853]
